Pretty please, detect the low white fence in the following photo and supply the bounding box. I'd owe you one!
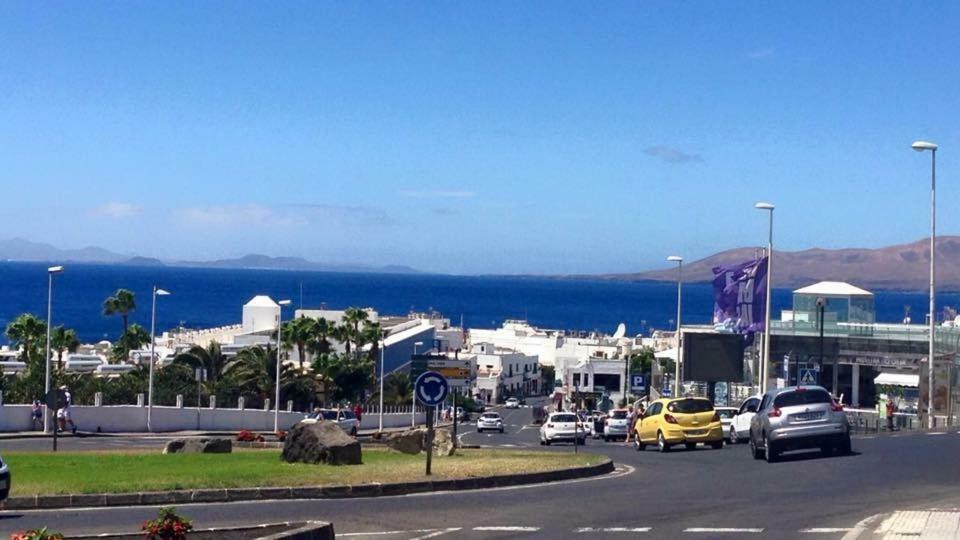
[0,404,424,434]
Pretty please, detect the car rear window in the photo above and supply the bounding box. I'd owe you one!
[610,410,628,419]
[667,399,713,413]
[774,389,832,408]
[320,411,337,420]
[481,413,500,419]
[716,409,736,419]
[552,414,577,423]
[342,411,356,419]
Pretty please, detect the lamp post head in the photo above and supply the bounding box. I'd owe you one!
[278,299,292,307]
[414,341,424,346]
[47,265,64,274]
[155,288,171,296]
[754,202,775,211]
[912,140,938,152]
[666,255,683,263]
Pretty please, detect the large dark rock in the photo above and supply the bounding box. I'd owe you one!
[282,421,362,465]
[163,438,232,454]
[385,428,425,455]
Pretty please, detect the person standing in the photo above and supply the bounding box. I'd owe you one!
[886,398,896,431]
[624,406,637,445]
[57,385,78,434]
[353,403,363,423]
[31,400,43,431]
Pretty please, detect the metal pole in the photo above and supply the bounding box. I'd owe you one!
[274,309,283,433]
[378,333,385,432]
[674,260,683,397]
[43,272,53,434]
[147,286,157,432]
[763,210,774,393]
[452,386,458,450]
[411,343,420,427]
[818,299,825,385]
[929,148,937,429]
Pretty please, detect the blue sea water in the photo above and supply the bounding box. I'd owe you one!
[0,261,957,344]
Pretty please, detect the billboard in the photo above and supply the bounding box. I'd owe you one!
[683,332,745,382]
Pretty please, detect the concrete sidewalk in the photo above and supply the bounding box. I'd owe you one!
[850,509,960,539]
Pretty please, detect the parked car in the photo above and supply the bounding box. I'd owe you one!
[728,395,762,443]
[633,397,723,452]
[539,412,588,446]
[603,409,631,441]
[715,406,738,442]
[749,385,851,463]
[504,398,520,409]
[477,412,505,433]
[0,454,8,501]
[302,409,360,436]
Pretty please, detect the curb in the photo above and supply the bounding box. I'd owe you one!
[0,458,614,511]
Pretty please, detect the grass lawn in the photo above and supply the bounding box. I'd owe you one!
[3,448,605,496]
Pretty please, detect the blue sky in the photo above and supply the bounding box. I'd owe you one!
[0,3,957,275]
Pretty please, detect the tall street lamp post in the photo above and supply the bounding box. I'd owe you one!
[378,328,388,432]
[755,202,775,394]
[667,256,683,397]
[411,341,423,427]
[913,140,938,428]
[146,286,171,432]
[43,265,64,434]
[274,299,292,433]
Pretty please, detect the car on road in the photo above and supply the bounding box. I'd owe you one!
[633,397,724,452]
[539,412,587,446]
[728,395,762,443]
[504,398,520,409]
[602,409,631,441]
[476,412,505,433]
[749,385,851,463]
[715,406,738,442]
[0,454,8,501]
[302,409,360,436]
[589,411,606,439]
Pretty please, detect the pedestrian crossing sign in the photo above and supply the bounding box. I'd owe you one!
[800,368,818,385]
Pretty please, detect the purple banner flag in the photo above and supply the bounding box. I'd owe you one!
[712,256,768,336]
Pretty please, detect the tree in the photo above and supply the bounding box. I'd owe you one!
[172,341,226,384]
[222,345,317,409]
[312,352,344,406]
[381,372,413,406]
[282,317,318,371]
[309,317,333,356]
[103,289,136,336]
[5,313,47,366]
[112,323,151,362]
[50,325,80,372]
[343,307,369,337]
[331,323,354,355]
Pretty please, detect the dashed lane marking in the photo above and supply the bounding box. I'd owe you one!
[410,528,461,539]
[473,526,540,532]
[575,527,652,533]
[925,432,948,436]
[340,530,439,537]
[799,528,854,533]
[683,528,763,533]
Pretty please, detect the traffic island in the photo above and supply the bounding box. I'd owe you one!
[0,448,612,510]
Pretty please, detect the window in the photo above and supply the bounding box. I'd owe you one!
[645,403,662,417]
[758,396,770,412]
[667,399,713,414]
[774,389,832,408]
[739,398,760,415]
[552,414,577,423]
[610,410,628,419]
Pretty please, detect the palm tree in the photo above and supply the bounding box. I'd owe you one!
[112,323,151,361]
[331,323,354,355]
[283,316,318,371]
[311,352,344,405]
[223,345,310,407]
[343,307,369,336]
[50,325,80,372]
[382,372,413,406]
[5,313,47,366]
[172,341,226,384]
[103,289,137,336]
[309,317,333,356]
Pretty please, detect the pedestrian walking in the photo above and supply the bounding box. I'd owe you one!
[624,406,637,445]
[31,400,43,431]
[353,403,364,423]
[57,385,78,434]
[886,399,896,431]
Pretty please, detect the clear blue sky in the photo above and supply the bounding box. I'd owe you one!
[1,3,957,275]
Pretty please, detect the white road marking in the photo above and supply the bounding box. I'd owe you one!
[473,526,540,531]
[340,530,439,537]
[841,513,883,540]
[683,527,763,533]
[575,527,652,533]
[410,528,461,539]
[926,431,947,435]
[799,528,853,533]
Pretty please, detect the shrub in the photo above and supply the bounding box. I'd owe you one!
[141,506,193,540]
[276,430,286,442]
[236,430,264,442]
[10,528,66,540]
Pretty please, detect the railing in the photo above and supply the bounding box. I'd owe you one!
[771,321,960,354]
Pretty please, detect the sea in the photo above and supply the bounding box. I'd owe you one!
[0,261,957,344]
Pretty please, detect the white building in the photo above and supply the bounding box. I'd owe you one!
[467,342,540,403]
[242,295,282,334]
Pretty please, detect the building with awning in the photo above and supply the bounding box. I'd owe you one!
[874,372,919,388]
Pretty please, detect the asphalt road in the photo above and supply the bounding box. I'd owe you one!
[3,406,960,539]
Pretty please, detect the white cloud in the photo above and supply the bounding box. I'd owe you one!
[643,146,703,164]
[175,204,303,228]
[92,202,141,219]
[746,47,776,60]
[400,190,476,199]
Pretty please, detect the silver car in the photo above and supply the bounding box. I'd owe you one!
[749,385,851,462]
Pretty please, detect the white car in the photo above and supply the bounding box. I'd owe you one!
[539,412,587,446]
[715,406,738,442]
[602,409,631,441]
[302,409,360,436]
[727,396,762,444]
[504,398,520,409]
[477,412,505,433]
[0,454,8,501]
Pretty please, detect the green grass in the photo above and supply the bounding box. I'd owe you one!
[3,448,604,496]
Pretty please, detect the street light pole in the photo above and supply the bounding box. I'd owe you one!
[378,328,387,432]
[913,140,938,428]
[43,266,64,434]
[667,256,683,397]
[147,286,171,432]
[274,299,292,433]
[755,202,775,394]
[411,341,423,427]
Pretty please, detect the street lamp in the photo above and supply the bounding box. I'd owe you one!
[411,341,424,427]
[43,265,64,434]
[913,140,938,428]
[274,299,292,433]
[755,202,775,394]
[378,328,388,432]
[146,286,171,432]
[667,256,683,397]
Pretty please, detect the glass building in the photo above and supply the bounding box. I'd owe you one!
[791,281,875,325]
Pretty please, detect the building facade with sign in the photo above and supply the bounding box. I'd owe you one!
[467,342,540,403]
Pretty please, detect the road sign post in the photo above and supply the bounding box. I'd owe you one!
[45,388,66,452]
[414,371,449,476]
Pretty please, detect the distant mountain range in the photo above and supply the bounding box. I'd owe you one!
[593,237,960,292]
[0,238,421,274]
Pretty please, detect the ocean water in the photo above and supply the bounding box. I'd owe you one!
[0,261,957,344]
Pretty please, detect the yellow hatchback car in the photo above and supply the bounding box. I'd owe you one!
[633,397,724,452]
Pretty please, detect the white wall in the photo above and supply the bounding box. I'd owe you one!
[0,405,423,433]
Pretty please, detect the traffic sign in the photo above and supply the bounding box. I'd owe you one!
[799,369,818,385]
[415,371,449,406]
[630,373,646,392]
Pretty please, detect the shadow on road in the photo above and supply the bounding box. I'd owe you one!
[774,449,862,463]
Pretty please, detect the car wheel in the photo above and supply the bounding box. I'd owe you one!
[634,437,645,452]
[838,435,852,456]
[685,442,697,451]
[657,431,670,453]
[711,440,724,450]
[350,427,358,437]
[499,428,504,433]
[764,435,778,463]
[729,426,739,444]
[750,435,764,460]
[477,429,482,433]
[544,438,551,446]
